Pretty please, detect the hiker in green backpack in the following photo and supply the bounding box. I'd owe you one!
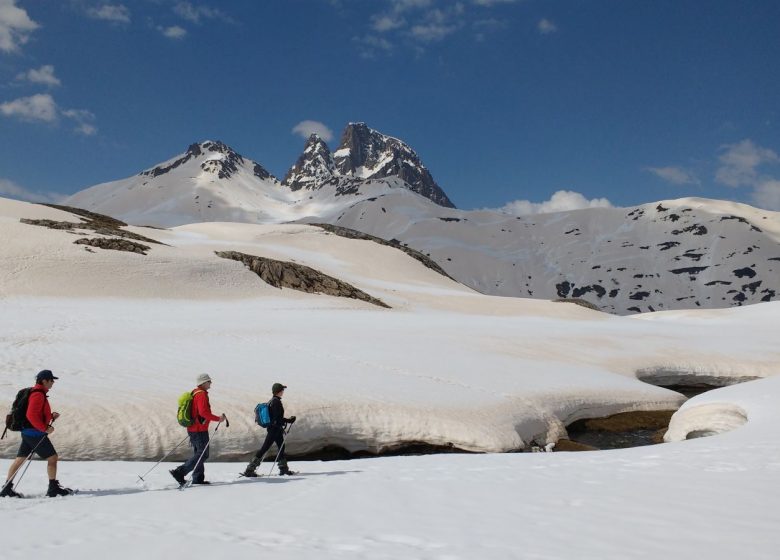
[169,374,226,486]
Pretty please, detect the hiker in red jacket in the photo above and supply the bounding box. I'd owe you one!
[169,373,226,486]
[1,370,72,498]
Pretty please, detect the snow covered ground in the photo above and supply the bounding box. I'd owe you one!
[1,196,779,558]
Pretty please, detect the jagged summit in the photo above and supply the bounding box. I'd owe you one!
[282,134,337,191]
[333,123,455,208]
[280,123,455,207]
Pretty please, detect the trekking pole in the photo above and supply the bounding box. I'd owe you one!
[268,423,294,476]
[182,416,229,488]
[137,433,191,483]
[4,419,57,494]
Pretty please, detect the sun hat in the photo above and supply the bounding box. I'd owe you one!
[196,373,213,386]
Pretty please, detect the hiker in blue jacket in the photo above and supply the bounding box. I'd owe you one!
[242,383,296,476]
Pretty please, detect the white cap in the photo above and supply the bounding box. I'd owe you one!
[196,373,212,386]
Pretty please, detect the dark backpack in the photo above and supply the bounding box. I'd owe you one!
[2,388,43,439]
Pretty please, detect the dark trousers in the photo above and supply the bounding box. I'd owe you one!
[179,431,210,483]
[254,428,286,468]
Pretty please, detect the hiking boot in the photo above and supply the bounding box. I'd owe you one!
[278,467,297,476]
[242,457,261,478]
[169,468,186,486]
[0,481,22,498]
[46,479,73,497]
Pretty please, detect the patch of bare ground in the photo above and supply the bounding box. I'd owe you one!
[554,298,604,312]
[310,223,455,281]
[216,250,391,308]
[20,204,164,249]
[74,237,151,255]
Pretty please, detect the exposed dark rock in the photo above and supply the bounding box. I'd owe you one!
[310,223,454,281]
[74,237,150,255]
[629,291,650,300]
[657,241,680,251]
[438,217,462,222]
[141,142,201,177]
[741,280,762,294]
[733,267,757,278]
[669,266,708,275]
[704,280,732,286]
[282,134,336,190]
[556,281,573,298]
[571,284,607,299]
[22,204,163,246]
[216,250,390,308]
[671,224,708,236]
[553,298,602,311]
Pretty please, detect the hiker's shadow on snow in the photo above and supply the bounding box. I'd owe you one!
[297,470,361,477]
[76,488,148,497]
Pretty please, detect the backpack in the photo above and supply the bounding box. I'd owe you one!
[2,387,43,439]
[177,389,202,428]
[254,401,271,428]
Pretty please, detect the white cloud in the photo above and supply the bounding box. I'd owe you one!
[292,120,334,143]
[0,93,58,122]
[751,180,780,211]
[1,95,97,134]
[0,177,63,203]
[497,190,613,216]
[473,0,520,6]
[0,0,39,53]
[372,14,405,32]
[715,139,779,188]
[353,34,394,59]
[86,4,131,24]
[62,108,98,135]
[644,166,699,186]
[16,65,61,87]
[160,25,187,39]
[410,22,458,42]
[537,18,557,35]
[173,2,231,24]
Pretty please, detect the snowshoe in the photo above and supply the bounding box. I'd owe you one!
[278,468,298,476]
[240,469,259,478]
[191,480,211,485]
[46,479,74,497]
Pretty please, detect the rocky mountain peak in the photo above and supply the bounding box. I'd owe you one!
[282,133,336,191]
[140,140,274,182]
[332,123,455,208]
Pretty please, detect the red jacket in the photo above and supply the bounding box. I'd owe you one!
[26,383,52,433]
[187,388,220,433]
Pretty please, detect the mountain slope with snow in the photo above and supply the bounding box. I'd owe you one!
[325,193,780,314]
[64,130,780,314]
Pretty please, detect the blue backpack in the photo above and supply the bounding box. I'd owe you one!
[254,401,271,428]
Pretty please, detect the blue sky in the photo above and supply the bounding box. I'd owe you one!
[1,0,779,212]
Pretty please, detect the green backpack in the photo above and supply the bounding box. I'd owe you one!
[177,389,202,427]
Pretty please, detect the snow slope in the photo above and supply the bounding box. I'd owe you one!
[1,197,779,461]
[1,196,779,559]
